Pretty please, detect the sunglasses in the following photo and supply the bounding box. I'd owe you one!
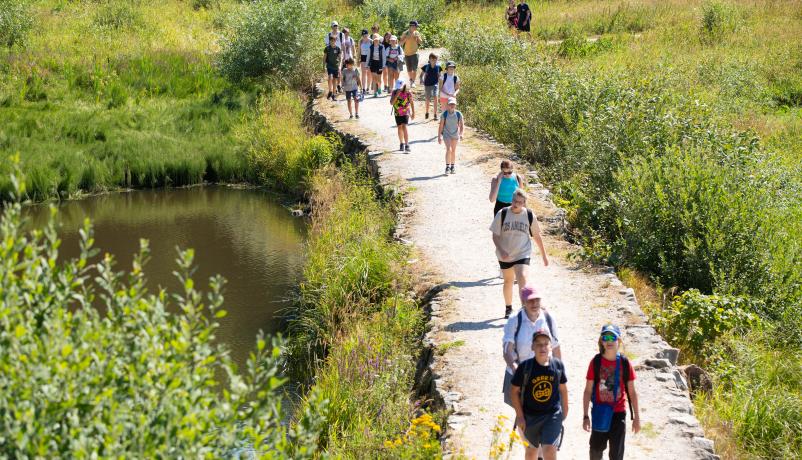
[601,334,617,342]
[502,169,513,174]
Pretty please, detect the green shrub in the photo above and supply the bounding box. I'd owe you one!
[0,175,325,457]
[444,19,524,66]
[700,1,742,44]
[217,0,322,87]
[653,290,762,362]
[359,0,444,35]
[0,0,33,47]
[591,2,654,35]
[557,35,617,59]
[92,1,143,31]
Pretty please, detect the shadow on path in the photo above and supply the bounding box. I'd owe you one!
[407,174,446,181]
[445,319,506,332]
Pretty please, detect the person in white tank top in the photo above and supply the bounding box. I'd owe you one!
[439,61,460,109]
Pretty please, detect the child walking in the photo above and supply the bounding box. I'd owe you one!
[368,34,385,97]
[324,35,342,101]
[420,53,442,120]
[438,61,460,109]
[359,29,371,95]
[385,36,402,94]
[341,58,362,119]
[390,80,415,152]
[582,325,641,460]
[437,97,464,175]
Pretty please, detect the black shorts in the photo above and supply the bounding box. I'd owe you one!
[386,60,398,70]
[345,90,358,101]
[404,54,419,70]
[369,61,383,74]
[395,115,409,126]
[326,66,339,77]
[499,258,530,270]
[517,22,531,32]
[360,54,367,63]
[494,200,511,216]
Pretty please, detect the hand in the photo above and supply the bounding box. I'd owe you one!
[438,137,442,144]
[459,134,464,141]
[632,418,641,434]
[515,416,526,434]
[542,255,549,267]
[582,416,591,432]
[411,112,415,120]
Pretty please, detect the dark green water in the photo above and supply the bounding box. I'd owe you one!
[23,186,306,366]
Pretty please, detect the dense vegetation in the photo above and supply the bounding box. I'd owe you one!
[437,0,800,457]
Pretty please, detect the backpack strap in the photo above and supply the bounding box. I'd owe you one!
[621,355,634,419]
[544,311,558,341]
[520,358,533,402]
[442,110,448,120]
[527,208,534,236]
[513,310,523,356]
[501,206,509,228]
[592,353,602,404]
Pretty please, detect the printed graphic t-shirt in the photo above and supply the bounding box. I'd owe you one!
[585,356,637,413]
[489,207,534,262]
[511,357,567,415]
[324,46,341,68]
[341,68,360,92]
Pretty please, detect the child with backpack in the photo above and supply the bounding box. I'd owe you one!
[385,36,402,95]
[419,53,442,120]
[390,80,415,152]
[359,30,371,95]
[324,35,342,101]
[368,34,385,97]
[582,324,641,460]
[437,97,464,175]
[341,58,362,119]
[489,189,549,319]
[510,328,568,460]
[438,61,460,109]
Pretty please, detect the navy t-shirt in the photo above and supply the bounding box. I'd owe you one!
[421,63,442,87]
[517,3,531,26]
[511,357,567,415]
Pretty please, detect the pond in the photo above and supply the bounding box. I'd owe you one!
[23,186,307,367]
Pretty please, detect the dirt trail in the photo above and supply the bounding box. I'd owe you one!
[313,50,717,459]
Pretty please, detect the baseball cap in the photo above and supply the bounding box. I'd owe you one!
[532,328,552,341]
[331,21,339,27]
[519,284,542,303]
[447,97,457,105]
[394,80,405,90]
[446,61,456,68]
[409,20,419,26]
[361,29,368,35]
[390,35,398,41]
[600,324,621,338]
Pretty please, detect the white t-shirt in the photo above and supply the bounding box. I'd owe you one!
[441,73,458,95]
[502,309,560,374]
[326,31,343,48]
[489,207,534,262]
[341,36,355,60]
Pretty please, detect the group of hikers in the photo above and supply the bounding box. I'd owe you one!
[324,20,463,173]
[324,13,642,460]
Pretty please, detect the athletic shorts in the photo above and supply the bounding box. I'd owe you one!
[360,54,367,63]
[439,96,452,107]
[404,54,419,70]
[517,22,531,32]
[345,90,358,101]
[369,61,383,74]
[524,410,563,447]
[424,85,438,99]
[395,115,409,126]
[499,258,530,270]
[326,66,339,77]
[386,60,398,70]
[494,200,511,216]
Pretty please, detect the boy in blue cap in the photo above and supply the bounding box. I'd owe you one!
[582,324,641,460]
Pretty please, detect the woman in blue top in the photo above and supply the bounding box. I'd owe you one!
[489,159,526,215]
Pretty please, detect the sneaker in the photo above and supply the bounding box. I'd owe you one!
[337,84,342,93]
[355,113,360,119]
[331,94,337,101]
[378,88,382,95]
[504,305,513,319]
[374,90,379,98]
[400,143,405,151]
[411,81,416,88]
[404,144,411,152]
[444,165,450,175]
[425,112,429,119]
[349,114,353,119]
[327,91,332,100]
[433,114,438,121]
[450,165,456,174]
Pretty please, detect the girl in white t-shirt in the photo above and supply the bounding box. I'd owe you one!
[439,61,460,109]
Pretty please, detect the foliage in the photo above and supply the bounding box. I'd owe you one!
[698,332,802,459]
[382,413,442,459]
[0,0,33,47]
[0,171,326,457]
[217,0,322,87]
[557,35,617,59]
[700,1,742,44]
[488,415,529,459]
[92,1,144,32]
[653,290,762,362]
[359,0,444,35]
[444,18,524,67]
[237,90,337,195]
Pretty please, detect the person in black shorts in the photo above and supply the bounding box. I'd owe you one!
[516,0,532,35]
[489,189,549,318]
[324,35,342,101]
[390,80,415,152]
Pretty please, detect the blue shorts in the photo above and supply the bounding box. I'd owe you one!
[345,90,358,101]
[326,66,339,77]
[524,410,563,447]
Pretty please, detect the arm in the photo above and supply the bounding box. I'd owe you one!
[516,173,527,191]
[511,384,526,432]
[410,94,415,119]
[627,380,641,433]
[492,234,509,261]
[503,341,518,372]
[454,78,461,96]
[489,176,501,202]
[437,117,445,143]
[530,217,549,266]
[416,32,422,45]
[559,383,569,420]
[458,115,464,139]
[552,345,562,360]
[582,379,593,431]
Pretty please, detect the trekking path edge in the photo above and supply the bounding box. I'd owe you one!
[310,48,719,460]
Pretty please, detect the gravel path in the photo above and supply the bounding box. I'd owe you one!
[314,49,716,460]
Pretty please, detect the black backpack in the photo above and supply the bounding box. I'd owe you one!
[500,206,534,236]
[592,353,635,419]
[513,309,557,353]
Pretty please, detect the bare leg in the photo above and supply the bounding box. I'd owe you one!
[347,98,353,115]
[525,445,539,460]
[502,267,515,306]
[513,263,529,293]
[401,125,409,145]
[542,444,557,460]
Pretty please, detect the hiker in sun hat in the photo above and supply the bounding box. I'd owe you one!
[437,97,464,175]
[510,327,568,460]
[400,20,423,86]
[582,324,641,460]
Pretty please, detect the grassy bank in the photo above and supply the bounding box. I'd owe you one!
[433,0,800,457]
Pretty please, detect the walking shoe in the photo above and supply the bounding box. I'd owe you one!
[331,94,337,101]
[374,90,379,98]
[349,114,353,119]
[450,165,456,174]
[400,143,405,152]
[378,88,382,95]
[411,81,416,89]
[337,84,342,93]
[504,305,513,319]
[444,165,450,175]
[404,144,411,152]
[425,112,429,119]
[327,91,332,100]
[355,113,360,119]
[433,114,438,121]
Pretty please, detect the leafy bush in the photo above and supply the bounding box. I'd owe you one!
[217,0,322,87]
[0,0,33,47]
[92,1,143,31]
[0,174,325,457]
[591,2,655,35]
[359,0,445,34]
[700,1,742,44]
[653,290,762,361]
[444,18,524,66]
[237,90,337,194]
[557,35,617,59]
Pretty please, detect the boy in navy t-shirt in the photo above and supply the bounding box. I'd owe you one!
[511,328,568,460]
[419,53,442,120]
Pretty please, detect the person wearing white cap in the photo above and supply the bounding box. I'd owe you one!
[437,97,464,175]
[385,35,402,94]
[325,21,344,92]
[390,79,415,152]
